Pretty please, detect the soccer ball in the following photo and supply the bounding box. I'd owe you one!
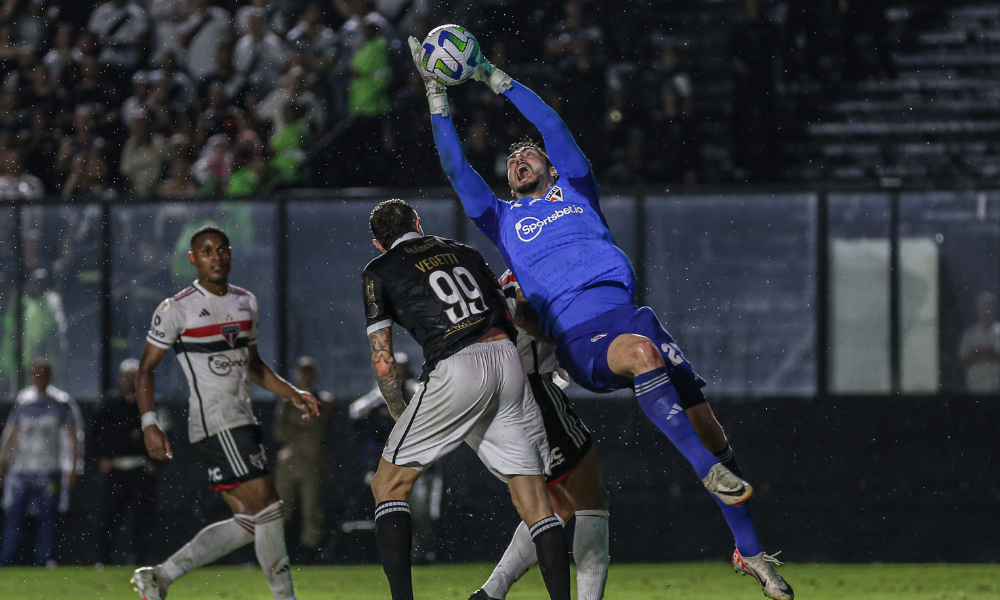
[418,24,482,86]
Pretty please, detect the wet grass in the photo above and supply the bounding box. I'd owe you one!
[0,562,997,599]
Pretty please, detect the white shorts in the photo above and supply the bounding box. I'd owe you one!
[383,339,551,481]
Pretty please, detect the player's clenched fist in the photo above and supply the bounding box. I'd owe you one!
[143,424,173,460]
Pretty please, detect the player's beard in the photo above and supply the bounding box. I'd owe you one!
[513,170,543,195]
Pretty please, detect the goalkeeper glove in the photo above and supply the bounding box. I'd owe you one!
[407,36,450,117]
[471,55,513,95]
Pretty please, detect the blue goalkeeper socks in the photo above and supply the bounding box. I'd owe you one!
[712,445,762,556]
[634,368,719,479]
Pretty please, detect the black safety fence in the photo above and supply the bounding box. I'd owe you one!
[2,187,999,402]
[1,187,999,565]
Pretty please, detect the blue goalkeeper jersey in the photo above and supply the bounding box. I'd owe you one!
[432,82,636,339]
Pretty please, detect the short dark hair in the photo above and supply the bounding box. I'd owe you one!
[370,199,418,250]
[190,224,230,249]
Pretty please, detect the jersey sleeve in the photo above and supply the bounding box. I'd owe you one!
[431,113,502,240]
[147,297,184,349]
[363,270,393,335]
[504,81,593,183]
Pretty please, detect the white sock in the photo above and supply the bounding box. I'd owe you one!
[158,514,255,584]
[254,501,296,600]
[573,510,610,600]
[482,515,564,599]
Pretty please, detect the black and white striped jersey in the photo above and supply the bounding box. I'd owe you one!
[147,280,259,443]
[499,270,559,376]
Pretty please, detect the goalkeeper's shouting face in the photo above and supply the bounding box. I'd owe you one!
[506,142,558,198]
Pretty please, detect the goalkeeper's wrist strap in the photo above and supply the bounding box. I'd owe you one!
[140,411,158,430]
[487,68,513,95]
[427,90,450,117]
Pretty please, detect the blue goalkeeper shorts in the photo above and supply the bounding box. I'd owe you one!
[555,304,707,408]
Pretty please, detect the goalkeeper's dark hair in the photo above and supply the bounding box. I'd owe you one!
[190,224,230,249]
[370,199,419,250]
[508,137,552,168]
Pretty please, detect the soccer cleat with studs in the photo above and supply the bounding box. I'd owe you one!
[701,463,754,506]
[469,589,501,600]
[132,566,168,600]
[733,548,794,600]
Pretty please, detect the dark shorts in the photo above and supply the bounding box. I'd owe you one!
[556,304,708,409]
[528,373,593,485]
[192,424,270,492]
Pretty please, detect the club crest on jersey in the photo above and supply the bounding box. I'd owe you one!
[529,185,563,206]
[221,323,241,347]
[249,446,266,470]
[591,333,608,342]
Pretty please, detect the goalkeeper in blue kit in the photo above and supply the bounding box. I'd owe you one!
[407,37,794,600]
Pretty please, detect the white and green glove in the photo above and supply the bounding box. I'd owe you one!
[408,36,450,117]
[472,54,513,95]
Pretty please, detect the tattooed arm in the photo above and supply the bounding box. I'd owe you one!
[368,326,406,421]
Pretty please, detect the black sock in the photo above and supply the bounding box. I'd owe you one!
[375,501,413,600]
[713,444,743,478]
[530,516,571,600]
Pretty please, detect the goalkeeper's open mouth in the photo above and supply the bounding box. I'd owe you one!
[515,164,532,184]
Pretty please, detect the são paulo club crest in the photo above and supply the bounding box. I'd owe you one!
[221,323,241,347]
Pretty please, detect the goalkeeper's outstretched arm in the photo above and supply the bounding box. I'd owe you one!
[504,82,591,181]
[471,60,592,181]
[407,36,502,239]
[431,113,502,238]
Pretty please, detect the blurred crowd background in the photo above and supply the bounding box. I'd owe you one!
[0,0,995,199]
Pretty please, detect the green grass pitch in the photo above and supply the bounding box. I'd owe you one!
[1,563,997,599]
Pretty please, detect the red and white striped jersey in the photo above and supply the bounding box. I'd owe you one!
[147,280,259,443]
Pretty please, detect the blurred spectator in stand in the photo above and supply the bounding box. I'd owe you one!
[605,129,657,184]
[177,0,231,81]
[0,147,44,199]
[0,87,27,134]
[0,358,83,567]
[462,117,500,178]
[268,101,309,187]
[959,291,1000,393]
[56,106,104,178]
[94,359,158,566]
[554,39,605,164]
[157,155,198,196]
[343,16,390,184]
[120,111,167,197]
[387,69,434,186]
[121,71,150,128]
[648,59,699,184]
[225,142,262,195]
[149,51,195,110]
[23,109,56,186]
[728,0,777,182]
[23,64,60,116]
[43,24,75,83]
[273,357,334,561]
[257,66,325,131]
[145,75,178,134]
[69,56,119,110]
[192,133,231,194]
[545,0,602,60]
[0,26,20,72]
[88,0,149,96]
[232,11,289,97]
[199,44,240,99]
[286,3,338,74]
[8,0,48,50]
[148,0,187,67]
[196,81,245,146]
[19,269,67,375]
[62,150,115,199]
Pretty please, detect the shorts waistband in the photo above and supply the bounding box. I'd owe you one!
[458,338,516,355]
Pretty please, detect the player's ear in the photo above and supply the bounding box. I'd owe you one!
[372,239,387,254]
[414,217,423,235]
[550,165,558,179]
[187,250,195,266]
